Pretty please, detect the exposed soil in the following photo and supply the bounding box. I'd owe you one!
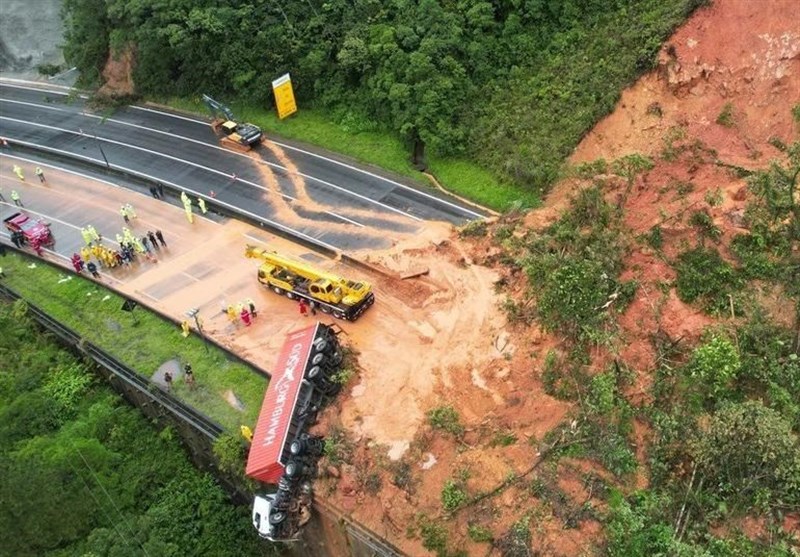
[98,46,135,97]
[318,1,800,555]
[3,0,798,554]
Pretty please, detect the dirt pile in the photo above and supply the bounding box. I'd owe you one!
[320,0,800,554]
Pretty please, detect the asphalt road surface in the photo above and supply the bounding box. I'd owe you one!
[0,81,484,251]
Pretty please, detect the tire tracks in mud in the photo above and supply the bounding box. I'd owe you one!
[245,140,419,244]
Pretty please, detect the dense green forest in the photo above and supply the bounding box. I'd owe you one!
[62,0,706,193]
[0,300,275,557]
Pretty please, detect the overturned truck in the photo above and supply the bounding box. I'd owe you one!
[247,322,344,541]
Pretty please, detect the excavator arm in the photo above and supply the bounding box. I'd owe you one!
[202,94,235,121]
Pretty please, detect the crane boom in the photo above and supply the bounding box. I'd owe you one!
[245,245,375,321]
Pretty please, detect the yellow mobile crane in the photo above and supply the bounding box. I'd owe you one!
[245,245,374,321]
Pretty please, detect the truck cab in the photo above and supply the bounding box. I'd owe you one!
[252,494,283,541]
[3,212,54,246]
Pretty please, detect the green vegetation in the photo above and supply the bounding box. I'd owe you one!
[685,332,740,399]
[688,209,722,242]
[441,479,468,512]
[467,524,493,543]
[415,514,465,557]
[322,424,355,466]
[0,253,265,431]
[716,102,736,127]
[518,184,636,344]
[678,139,800,315]
[675,247,741,315]
[62,0,703,202]
[427,405,465,437]
[483,123,800,555]
[495,516,532,557]
[0,300,274,557]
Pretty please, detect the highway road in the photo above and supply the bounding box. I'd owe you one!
[0,81,484,252]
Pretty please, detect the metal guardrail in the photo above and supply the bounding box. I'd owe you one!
[1,281,407,557]
[0,283,224,441]
[315,499,405,557]
[7,141,338,259]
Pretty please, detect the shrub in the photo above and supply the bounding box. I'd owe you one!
[36,63,62,76]
[467,524,493,543]
[536,258,615,340]
[675,247,741,314]
[693,401,800,512]
[644,225,663,250]
[496,516,531,557]
[703,187,724,207]
[688,210,721,242]
[729,233,777,280]
[417,515,451,557]
[323,425,355,465]
[441,479,467,512]
[459,220,487,238]
[716,103,735,127]
[42,363,94,415]
[427,405,464,437]
[686,333,740,397]
[490,430,518,447]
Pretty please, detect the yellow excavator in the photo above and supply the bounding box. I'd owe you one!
[245,245,374,321]
[202,94,263,152]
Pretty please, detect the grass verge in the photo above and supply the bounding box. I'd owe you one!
[150,97,537,212]
[1,252,266,432]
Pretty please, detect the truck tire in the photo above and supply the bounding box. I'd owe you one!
[332,310,346,320]
[272,286,284,295]
[285,460,304,479]
[312,338,328,353]
[307,366,321,380]
[269,511,287,525]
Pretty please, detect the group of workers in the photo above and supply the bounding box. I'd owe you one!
[71,220,169,279]
[224,299,258,327]
[180,191,208,224]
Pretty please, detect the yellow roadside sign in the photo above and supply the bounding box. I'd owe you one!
[272,73,297,119]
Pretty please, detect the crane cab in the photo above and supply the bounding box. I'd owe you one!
[309,280,343,304]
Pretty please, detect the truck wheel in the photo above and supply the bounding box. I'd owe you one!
[332,310,345,320]
[313,338,327,353]
[286,292,296,300]
[285,460,304,479]
[269,511,287,525]
[272,286,284,295]
[319,305,331,314]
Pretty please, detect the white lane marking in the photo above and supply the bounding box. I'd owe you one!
[242,233,271,245]
[0,199,116,281]
[0,115,364,228]
[0,80,79,95]
[0,139,343,253]
[2,97,419,222]
[1,152,123,189]
[1,152,209,225]
[133,104,205,124]
[2,81,483,219]
[132,105,485,219]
